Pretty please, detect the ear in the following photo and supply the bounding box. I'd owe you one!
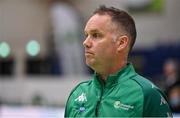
[116,35,129,52]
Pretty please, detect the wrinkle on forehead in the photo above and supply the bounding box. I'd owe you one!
[85,14,116,33]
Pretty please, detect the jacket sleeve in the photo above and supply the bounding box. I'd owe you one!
[143,86,173,117]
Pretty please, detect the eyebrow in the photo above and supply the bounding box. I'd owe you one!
[84,29,103,34]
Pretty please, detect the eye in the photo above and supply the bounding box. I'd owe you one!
[92,33,101,39]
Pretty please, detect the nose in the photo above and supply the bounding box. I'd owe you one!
[83,37,92,48]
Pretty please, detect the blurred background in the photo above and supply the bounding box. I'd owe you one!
[0,0,180,117]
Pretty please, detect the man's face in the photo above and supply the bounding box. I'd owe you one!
[83,14,118,71]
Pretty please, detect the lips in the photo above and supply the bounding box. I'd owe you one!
[85,51,94,55]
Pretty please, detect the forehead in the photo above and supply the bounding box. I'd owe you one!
[85,14,114,33]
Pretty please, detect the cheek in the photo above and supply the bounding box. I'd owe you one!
[96,44,115,59]
[95,44,107,55]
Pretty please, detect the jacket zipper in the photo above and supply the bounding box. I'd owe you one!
[95,81,105,116]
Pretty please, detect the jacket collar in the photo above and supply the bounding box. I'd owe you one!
[93,63,137,88]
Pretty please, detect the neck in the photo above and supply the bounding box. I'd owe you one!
[98,60,127,81]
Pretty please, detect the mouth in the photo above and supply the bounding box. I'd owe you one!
[85,51,94,56]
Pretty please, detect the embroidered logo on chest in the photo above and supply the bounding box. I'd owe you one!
[73,93,88,113]
[114,101,134,111]
[75,93,87,102]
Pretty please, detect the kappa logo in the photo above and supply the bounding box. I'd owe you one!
[75,93,87,102]
[114,101,134,111]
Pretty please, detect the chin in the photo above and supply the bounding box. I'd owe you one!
[86,62,92,67]
[86,61,95,69]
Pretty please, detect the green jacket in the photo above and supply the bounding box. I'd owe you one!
[65,63,172,117]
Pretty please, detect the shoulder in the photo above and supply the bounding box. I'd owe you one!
[64,80,92,117]
[69,80,92,96]
[122,74,156,98]
[130,74,172,117]
[129,74,165,98]
[129,74,155,90]
[66,79,93,103]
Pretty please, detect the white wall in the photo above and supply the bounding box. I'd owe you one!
[0,0,50,77]
[134,0,180,48]
[0,0,50,55]
[0,76,90,106]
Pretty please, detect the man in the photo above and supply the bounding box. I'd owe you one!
[65,6,172,117]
